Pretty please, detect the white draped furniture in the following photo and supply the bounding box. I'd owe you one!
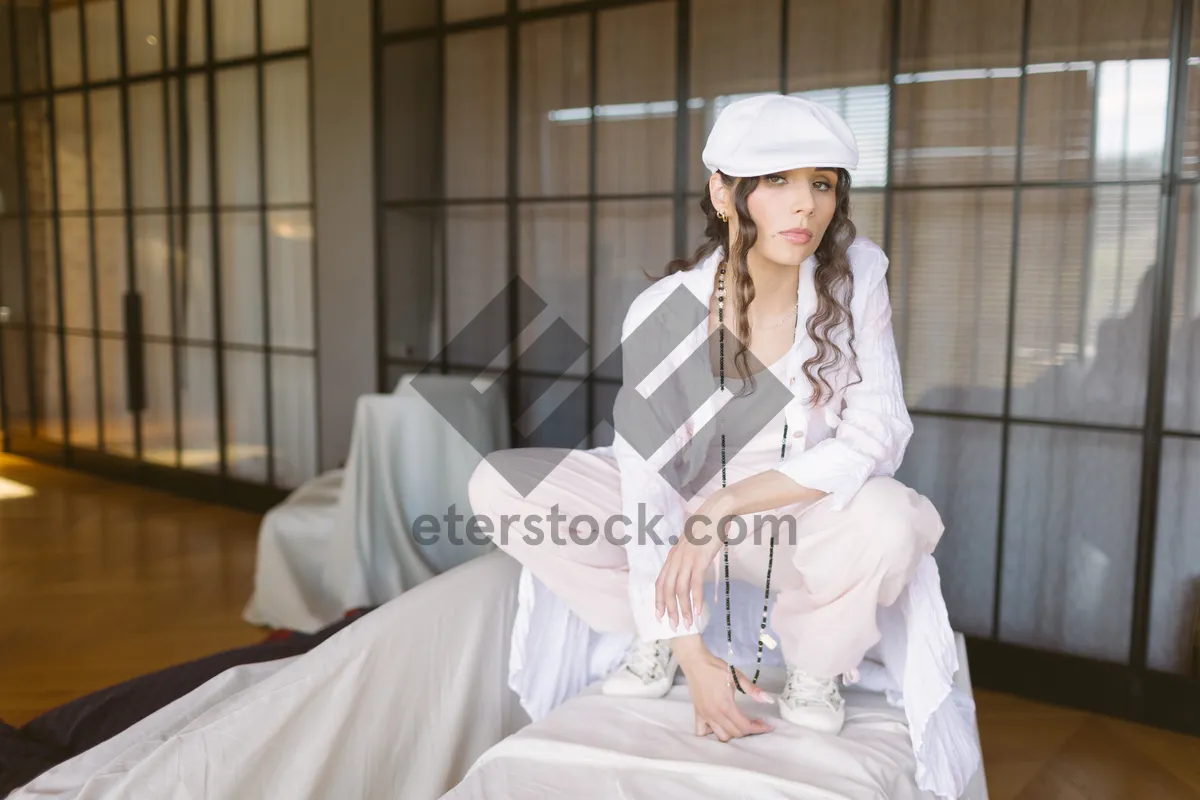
[242,373,510,632]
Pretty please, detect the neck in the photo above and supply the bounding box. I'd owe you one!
[744,249,800,316]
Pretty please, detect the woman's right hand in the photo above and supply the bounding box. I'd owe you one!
[671,635,774,742]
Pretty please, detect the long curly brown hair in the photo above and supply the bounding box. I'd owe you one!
[663,170,861,404]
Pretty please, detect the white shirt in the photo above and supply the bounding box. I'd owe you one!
[508,238,982,800]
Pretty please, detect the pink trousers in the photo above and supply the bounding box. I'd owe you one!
[468,447,944,679]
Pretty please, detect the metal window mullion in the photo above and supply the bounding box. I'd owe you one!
[506,0,520,436]
[585,6,597,448]
[779,0,788,93]
[306,0,320,472]
[671,0,689,260]
[204,0,229,477]
[992,0,1034,641]
[77,0,106,451]
[115,0,144,457]
[437,1,448,377]
[1130,0,1193,699]
[157,0,183,468]
[40,0,72,452]
[254,0,275,485]
[884,0,902,354]
[8,0,38,439]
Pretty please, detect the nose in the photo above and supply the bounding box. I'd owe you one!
[792,183,815,217]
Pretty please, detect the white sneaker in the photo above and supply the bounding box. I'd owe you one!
[777,666,845,734]
[601,638,678,698]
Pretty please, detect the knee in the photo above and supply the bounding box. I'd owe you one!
[848,478,943,571]
[466,452,516,541]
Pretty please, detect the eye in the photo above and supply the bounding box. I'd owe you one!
[764,174,787,185]
[813,179,833,192]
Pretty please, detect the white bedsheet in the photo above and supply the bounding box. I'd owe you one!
[448,637,989,800]
[10,552,986,800]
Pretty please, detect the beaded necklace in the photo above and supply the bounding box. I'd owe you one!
[717,263,797,694]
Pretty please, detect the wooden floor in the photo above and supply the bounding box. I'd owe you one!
[0,455,1196,798]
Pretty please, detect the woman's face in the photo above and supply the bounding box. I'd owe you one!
[713,167,840,266]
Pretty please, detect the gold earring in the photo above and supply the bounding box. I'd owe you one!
[717,210,728,222]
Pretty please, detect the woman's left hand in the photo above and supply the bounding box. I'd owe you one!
[655,507,730,630]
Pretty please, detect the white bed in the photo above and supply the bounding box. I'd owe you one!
[9,552,987,800]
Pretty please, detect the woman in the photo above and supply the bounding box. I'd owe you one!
[469,94,972,793]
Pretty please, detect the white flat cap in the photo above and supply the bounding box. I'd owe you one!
[701,94,859,177]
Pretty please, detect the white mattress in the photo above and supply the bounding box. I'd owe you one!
[445,635,989,800]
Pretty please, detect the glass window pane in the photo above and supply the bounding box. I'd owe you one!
[445,0,504,24]
[4,328,32,438]
[517,202,588,376]
[590,380,619,448]
[216,66,260,206]
[224,349,268,481]
[1026,0,1172,64]
[446,205,506,367]
[263,0,307,51]
[267,210,313,350]
[1148,437,1200,674]
[133,213,171,337]
[1181,9,1200,179]
[594,199,674,380]
[182,212,214,341]
[18,9,47,94]
[60,216,91,330]
[271,353,316,487]
[101,336,135,457]
[0,3,11,97]
[383,207,440,362]
[789,0,890,93]
[895,417,1002,638]
[85,0,120,82]
[23,100,53,214]
[891,189,1013,415]
[0,218,25,321]
[124,0,163,76]
[54,93,87,212]
[66,334,97,447]
[380,39,439,202]
[445,29,507,199]
[36,330,63,441]
[687,0,780,192]
[51,4,82,87]
[213,0,256,61]
[894,0,1023,186]
[519,15,590,198]
[852,189,885,245]
[28,217,58,326]
[1023,0,1172,182]
[794,85,890,189]
[0,103,14,213]
[129,81,166,209]
[380,0,437,32]
[1168,184,1200,432]
[179,345,218,471]
[1012,186,1159,426]
[94,214,127,335]
[596,2,676,195]
[264,58,310,205]
[999,425,1141,663]
[89,88,124,210]
[142,340,176,466]
[219,211,264,345]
